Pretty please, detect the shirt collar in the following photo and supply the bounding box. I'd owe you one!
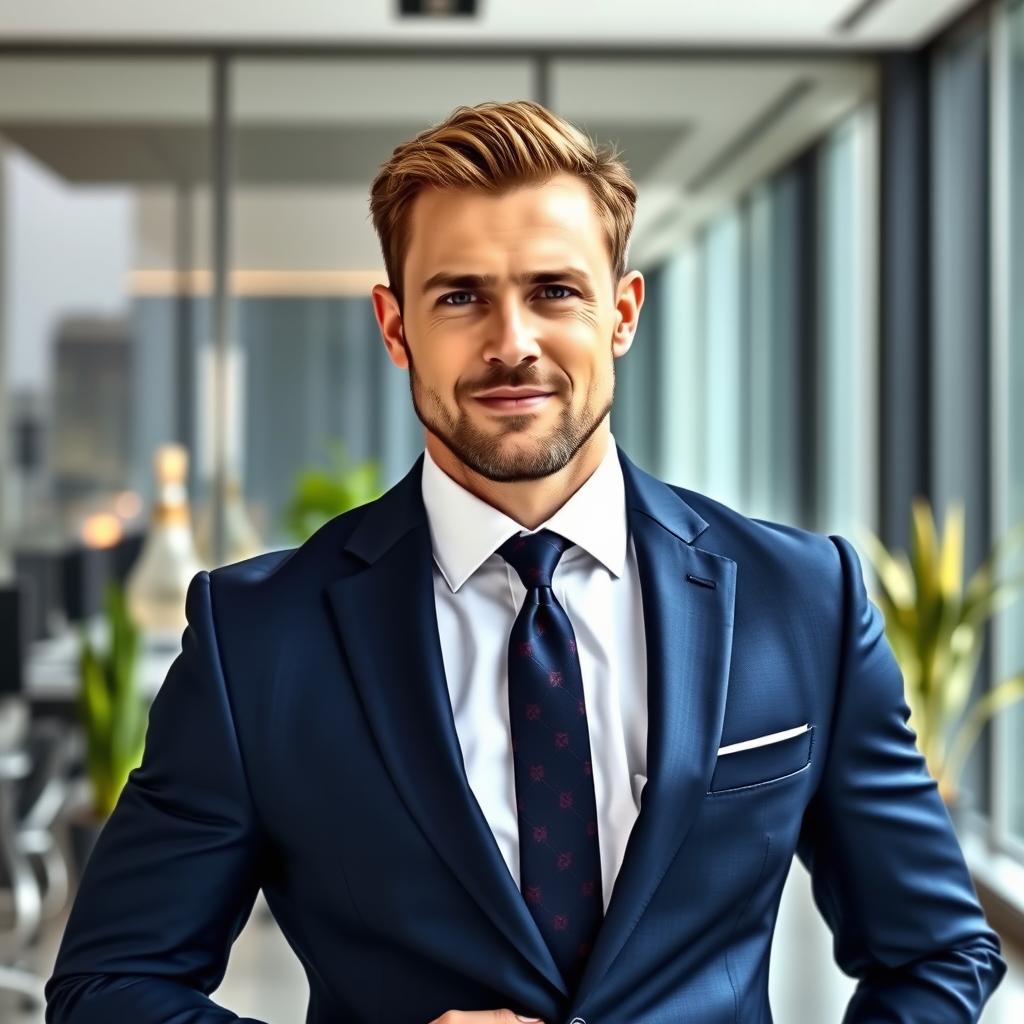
[421,433,628,593]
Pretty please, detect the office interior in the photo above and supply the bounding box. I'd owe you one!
[0,0,1023,1020]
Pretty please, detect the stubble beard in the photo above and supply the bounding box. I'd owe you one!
[401,335,614,483]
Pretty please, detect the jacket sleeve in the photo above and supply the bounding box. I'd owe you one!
[45,570,270,1024]
[795,533,1007,1023]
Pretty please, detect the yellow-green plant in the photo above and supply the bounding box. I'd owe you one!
[77,581,148,820]
[855,500,1024,805]
[283,439,383,543]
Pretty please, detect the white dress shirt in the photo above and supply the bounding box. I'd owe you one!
[420,433,648,915]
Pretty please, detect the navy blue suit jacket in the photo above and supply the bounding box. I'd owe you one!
[45,445,1006,1023]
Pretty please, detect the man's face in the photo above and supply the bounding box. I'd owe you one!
[372,172,643,482]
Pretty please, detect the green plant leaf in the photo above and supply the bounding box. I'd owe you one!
[910,497,939,617]
[938,500,965,600]
[961,572,1024,631]
[939,674,1024,798]
[855,525,916,609]
[961,520,1024,623]
[282,439,384,543]
[76,581,144,819]
[860,506,1024,789]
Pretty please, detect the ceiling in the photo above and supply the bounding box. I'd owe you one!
[0,2,978,276]
[0,54,877,272]
[0,0,979,49]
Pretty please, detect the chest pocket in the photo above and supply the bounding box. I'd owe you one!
[707,723,815,795]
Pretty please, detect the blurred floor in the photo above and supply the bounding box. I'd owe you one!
[6,862,1022,1022]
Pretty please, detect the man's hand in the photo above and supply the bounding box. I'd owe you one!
[429,1012,543,1023]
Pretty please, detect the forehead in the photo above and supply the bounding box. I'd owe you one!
[404,173,608,283]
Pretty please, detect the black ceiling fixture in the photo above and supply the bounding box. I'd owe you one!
[398,0,477,17]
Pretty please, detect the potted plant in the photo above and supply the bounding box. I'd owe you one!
[856,499,1024,825]
[70,580,147,876]
[282,438,384,543]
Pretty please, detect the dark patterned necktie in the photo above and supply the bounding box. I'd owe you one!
[497,528,603,991]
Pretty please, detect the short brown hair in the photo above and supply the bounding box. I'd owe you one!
[368,99,638,311]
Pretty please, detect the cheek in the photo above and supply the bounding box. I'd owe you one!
[588,352,617,399]
[559,358,611,405]
[410,346,459,391]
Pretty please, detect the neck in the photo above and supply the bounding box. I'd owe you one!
[425,424,611,531]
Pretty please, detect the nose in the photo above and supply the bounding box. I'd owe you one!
[483,295,543,366]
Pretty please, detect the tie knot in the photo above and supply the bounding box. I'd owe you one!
[496,528,572,589]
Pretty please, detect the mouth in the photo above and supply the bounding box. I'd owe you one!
[474,392,556,412]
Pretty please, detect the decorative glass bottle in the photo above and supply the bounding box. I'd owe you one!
[125,444,204,640]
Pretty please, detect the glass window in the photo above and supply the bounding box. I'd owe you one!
[930,19,992,809]
[0,56,211,547]
[701,208,745,511]
[743,165,809,528]
[816,108,878,541]
[656,244,702,489]
[611,264,663,471]
[1001,0,1024,846]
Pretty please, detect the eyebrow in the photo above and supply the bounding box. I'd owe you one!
[420,267,594,296]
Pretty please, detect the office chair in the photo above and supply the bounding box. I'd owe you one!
[0,698,77,1012]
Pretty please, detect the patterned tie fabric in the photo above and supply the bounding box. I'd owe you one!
[497,528,604,991]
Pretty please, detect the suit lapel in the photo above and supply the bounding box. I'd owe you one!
[570,447,737,1008]
[324,446,737,1006]
[325,455,568,997]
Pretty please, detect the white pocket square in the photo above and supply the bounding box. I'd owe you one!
[717,722,811,757]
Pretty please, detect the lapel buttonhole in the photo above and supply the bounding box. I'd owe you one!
[685,573,717,589]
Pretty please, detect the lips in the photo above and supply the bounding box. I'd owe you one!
[474,389,555,399]
[475,391,555,412]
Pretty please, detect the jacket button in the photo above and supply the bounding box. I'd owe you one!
[568,1018,587,1024]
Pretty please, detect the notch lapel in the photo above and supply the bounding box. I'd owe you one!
[325,456,569,998]
[569,447,737,1008]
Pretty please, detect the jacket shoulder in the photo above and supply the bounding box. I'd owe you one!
[662,481,843,581]
[205,498,379,615]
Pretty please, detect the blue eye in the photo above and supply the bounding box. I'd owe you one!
[437,285,576,306]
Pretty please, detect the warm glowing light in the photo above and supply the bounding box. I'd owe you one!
[81,513,124,549]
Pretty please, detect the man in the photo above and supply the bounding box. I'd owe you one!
[46,100,1005,1024]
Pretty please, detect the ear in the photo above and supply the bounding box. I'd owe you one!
[611,270,644,358]
[371,283,408,369]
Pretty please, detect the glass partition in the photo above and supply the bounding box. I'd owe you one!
[0,57,212,544]
[0,57,214,641]
[1001,0,1024,846]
